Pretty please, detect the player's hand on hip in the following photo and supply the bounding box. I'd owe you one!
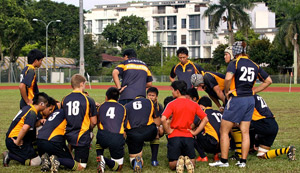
[11,138,23,146]
[119,85,127,93]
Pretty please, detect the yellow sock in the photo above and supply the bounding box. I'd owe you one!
[231,127,242,158]
[265,147,289,159]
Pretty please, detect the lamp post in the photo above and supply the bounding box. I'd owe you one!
[33,18,61,83]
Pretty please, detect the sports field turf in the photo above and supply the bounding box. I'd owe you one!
[0,86,299,172]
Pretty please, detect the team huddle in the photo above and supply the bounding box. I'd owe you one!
[2,43,296,173]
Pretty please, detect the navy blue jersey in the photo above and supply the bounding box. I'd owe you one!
[252,95,274,121]
[125,97,156,129]
[20,64,39,105]
[115,58,153,100]
[203,72,225,100]
[226,56,269,97]
[194,107,221,142]
[6,105,37,142]
[62,91,97,146]
[153,101,163,118]
[170,60,205,88]
[97,100,126,134]
[37,109,67,142]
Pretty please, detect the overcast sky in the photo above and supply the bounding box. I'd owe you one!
[53,0,161,10]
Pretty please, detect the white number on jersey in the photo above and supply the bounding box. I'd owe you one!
[212,112,223,123]
[48,111,60,121]
[106,107,116,119]
[12,110,23,121]
[239,66,255,82]
[257,96,268,108]
[133,101,142,110]
[66,101,80,116]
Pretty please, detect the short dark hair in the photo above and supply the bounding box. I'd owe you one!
[47,97,57,107]
[122,49,137,59]
[171,80,187,95]
[163,96,174,108]
[147,87,159,96]
[28,49,44,64]
[198,96,212,107]
[33,92,49,105]
[176,47,188,56]
[106,87,119,101]
[187,88,199,101]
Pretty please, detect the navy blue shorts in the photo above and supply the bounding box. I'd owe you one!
[223,96,254,123]
[36,139,73,159]
[167,137,196,162]
[6,137,37,160]
[251,118,278,147]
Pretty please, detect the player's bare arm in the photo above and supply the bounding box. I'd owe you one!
[224,72,234,99]
[112,69,121,89]
[12,124,31,146]
[19,83,32,105]
[190,116,208,136]
[253,76,272,94]
[90,116,97,129]
[161,115,173,135]
[146,81,152,88]
[213,85,226,105]
[169,76,175,82]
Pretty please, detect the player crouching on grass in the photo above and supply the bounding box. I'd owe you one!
[96,87,127,173]
[161,80,208,173]
[36,96,85,172]
[3,92,50,167]
[125,95,161,172]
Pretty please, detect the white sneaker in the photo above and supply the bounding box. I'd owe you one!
[209,160,229,167]
[235,161,246,168]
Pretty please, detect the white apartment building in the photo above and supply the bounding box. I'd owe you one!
[84,0,276,59]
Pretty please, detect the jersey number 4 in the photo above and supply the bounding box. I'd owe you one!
[106,107,115,119]
[239,66,255,82]
[66,101,80,116]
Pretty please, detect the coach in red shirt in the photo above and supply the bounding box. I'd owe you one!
[161,80,208,172]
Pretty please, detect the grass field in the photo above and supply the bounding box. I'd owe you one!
[0,86,299,172]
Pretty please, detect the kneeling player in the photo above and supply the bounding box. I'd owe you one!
[192,96,221,162]
[96,87,126,173]
[161,81,208,173]
[37,97,84,172]
[251,94,295,160]
[125,96,160,172]
[3,93,49,167]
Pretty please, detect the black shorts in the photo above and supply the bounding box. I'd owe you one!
[167,137,195,162]
[251,118,278,147]
[96,130,125,159]
[72,145,90,163]
[195,133,219,154]
[126,123,157,154]
[6,137,37,160]
[36,139,73,159]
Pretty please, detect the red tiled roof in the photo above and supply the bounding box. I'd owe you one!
[102,53,123,62]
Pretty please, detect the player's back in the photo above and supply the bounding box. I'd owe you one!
[125,97,155,129]
[37,109,67,142]
[252,95,274,121]
[97,100,126,134]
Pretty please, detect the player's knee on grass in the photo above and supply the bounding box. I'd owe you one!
[30,156,41,166]
[111,157,124,171]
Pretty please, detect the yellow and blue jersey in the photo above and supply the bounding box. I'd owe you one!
[61,91,97,146]
[252,95,274,121]
[97,100,126,134]
[6,105,38,141]
[20,64,39,105]
[203,72,225,100]
[226,56,269,97]
[37,109,67,142]
[115,58,153,100]
[125,97,156,130]
[194,107,221,142]
[170,60,205,88]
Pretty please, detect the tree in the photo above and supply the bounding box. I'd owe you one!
[275,1,300,81]
[203,0,253,45]
[248,38,271,65]
[234,28,259,43]
[211,44,228,66]
[0,0,34,82]
[102,15,149,49]
[137,43,161,67]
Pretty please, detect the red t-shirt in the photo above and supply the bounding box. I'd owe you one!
[162,98,207,138]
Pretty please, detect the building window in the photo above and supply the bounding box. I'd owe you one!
[167,16,177,30]
[189,31,200,45]
[153,17,165,30]
[189,15,200,29]
[181,19,186,28]
[181,35,186,44]
[189,47,200,58]
[158,6,165,14]
[167,32,177,45]
[153,32,165,44]
[195,4,200,12]
[96,19,116,33]
[84,20,92,33]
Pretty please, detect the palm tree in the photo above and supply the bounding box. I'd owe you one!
[204,0,253,45]
[276,2,300,83]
